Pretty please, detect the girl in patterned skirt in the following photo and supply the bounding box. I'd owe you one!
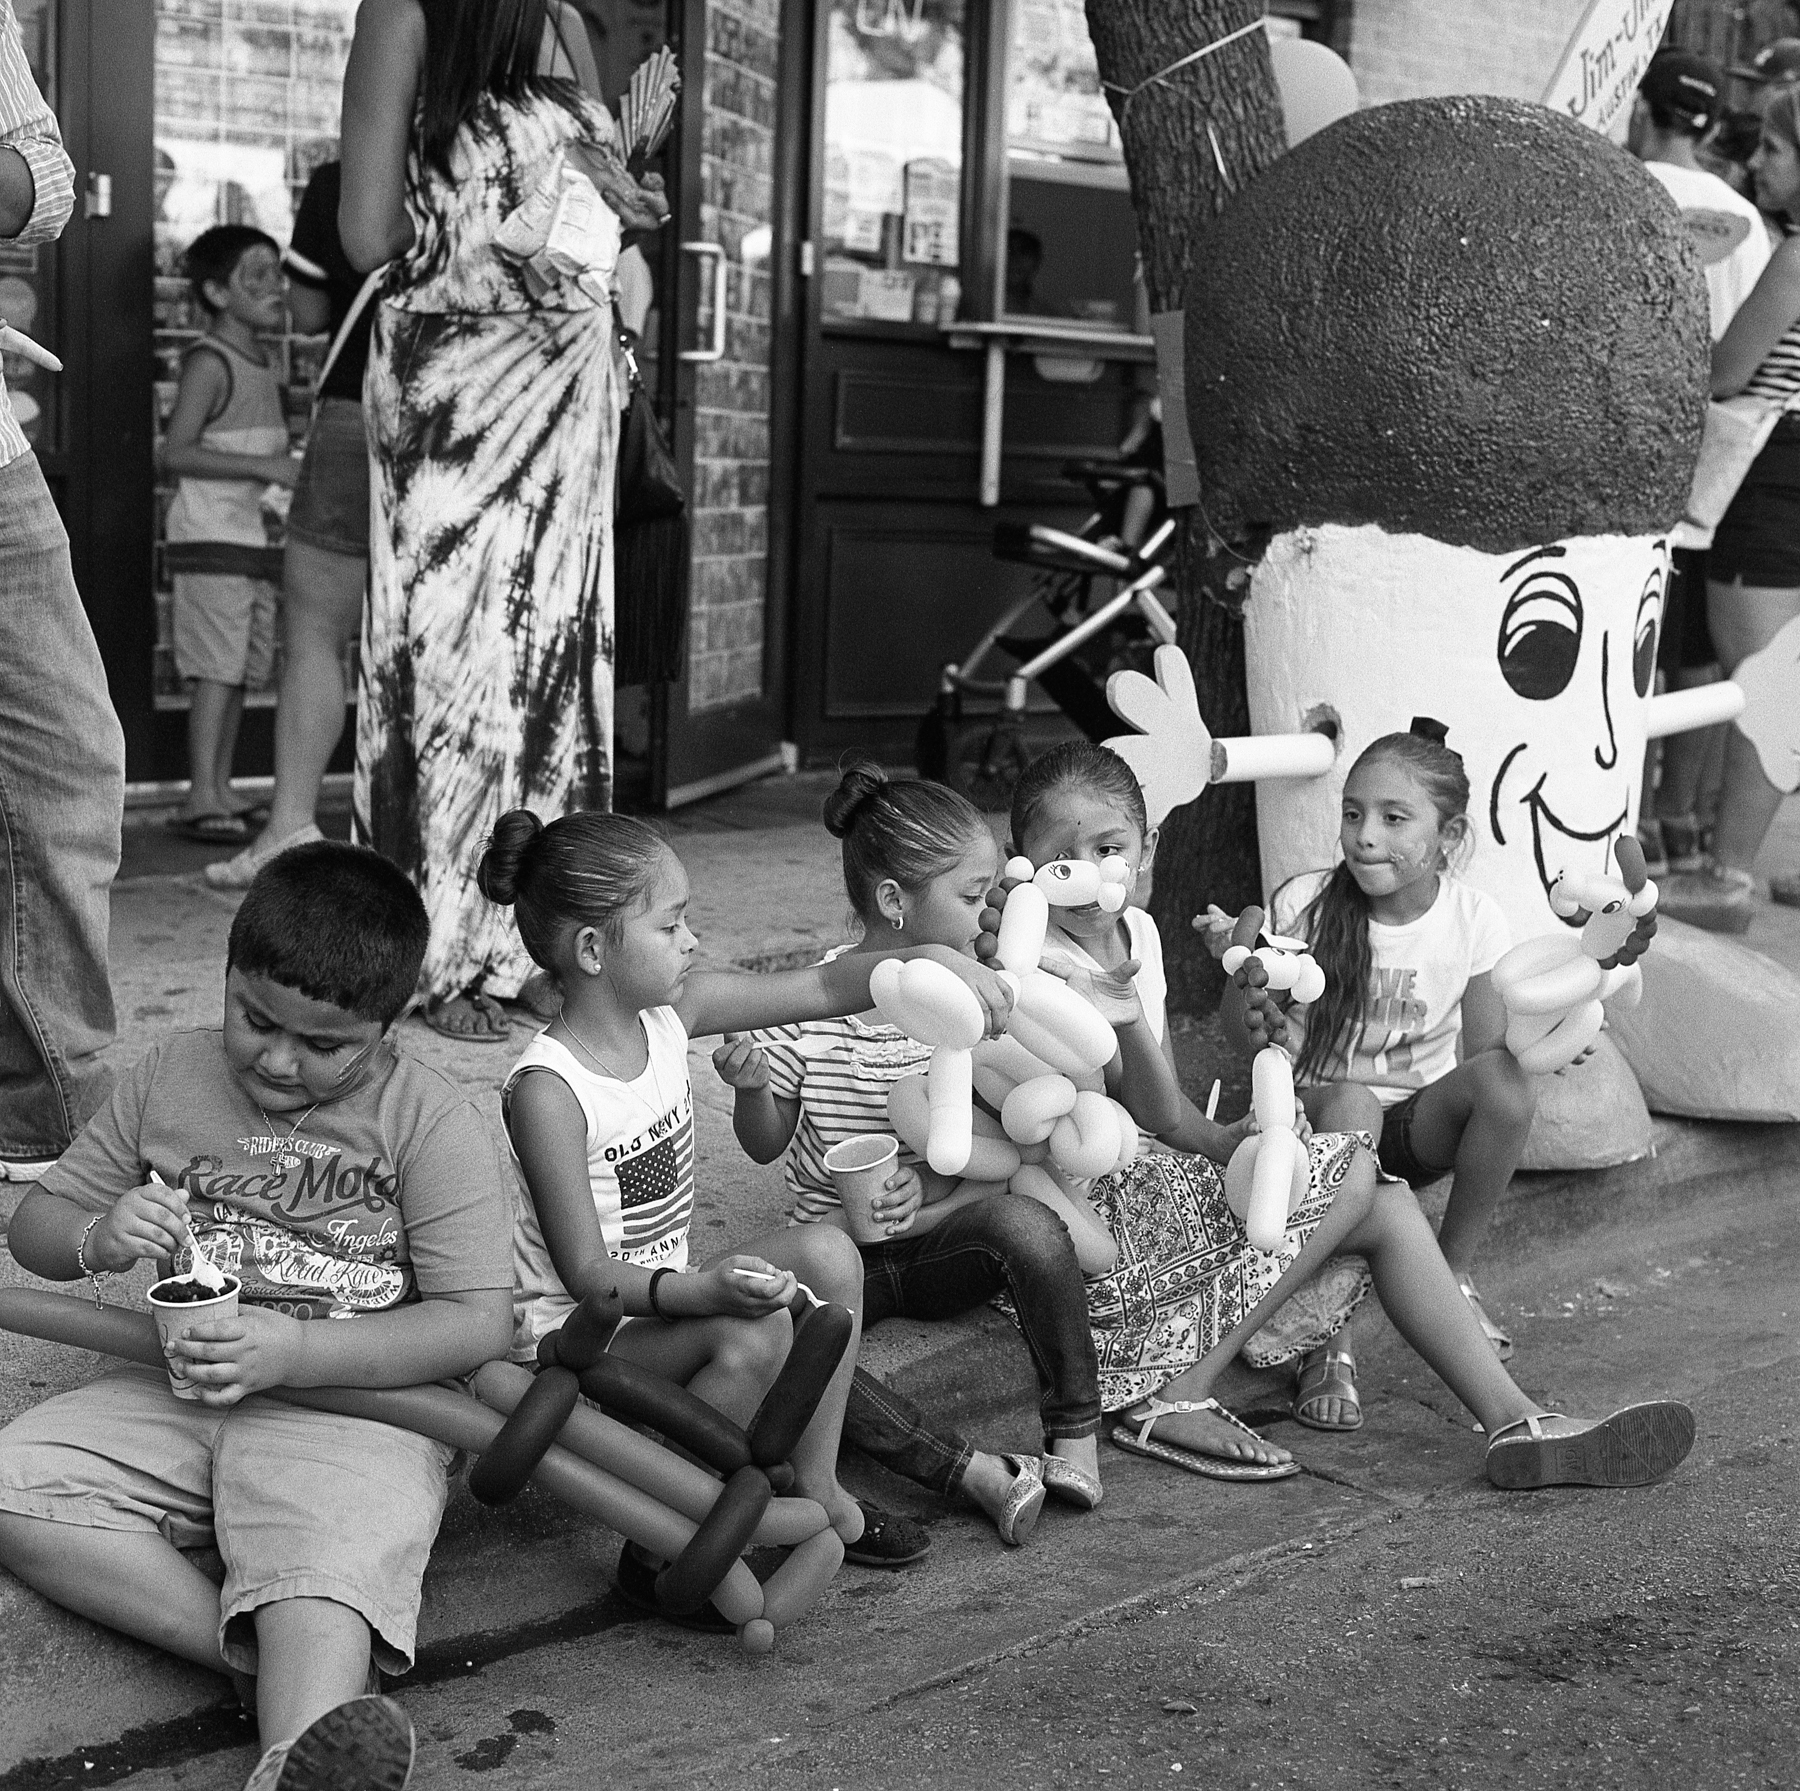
[998,743,1695,1492]
[341,0,670,1041]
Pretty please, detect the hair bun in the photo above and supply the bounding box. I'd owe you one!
[822,760,890,839]
[477,809,545,905]
[1408,716,1450,747]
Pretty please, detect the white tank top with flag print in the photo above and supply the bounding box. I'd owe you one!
[504,1008,695,1360]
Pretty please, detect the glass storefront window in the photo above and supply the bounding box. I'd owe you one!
[1001,0,1139,331]
[0,0,59,453]
[151,0,359,711]
[819,0,965,328]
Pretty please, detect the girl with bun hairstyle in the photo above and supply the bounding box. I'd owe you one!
[1201,722,1537,1430]
[1001,743,1692,1493]
[719,762,1104,1542]
[479,808,1013,1573]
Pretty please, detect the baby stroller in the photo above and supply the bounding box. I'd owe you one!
[916,410,1177,809]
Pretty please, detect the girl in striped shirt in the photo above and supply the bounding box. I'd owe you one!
[720,765,1106,1542]
[479,806,1012,1564]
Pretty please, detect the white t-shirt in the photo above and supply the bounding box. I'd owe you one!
[504,1008,695,1359]
[1645,161,1771,339]
[754,947,932,1224]
[1048,905,1168,1045]
[1271,871,1511,1109]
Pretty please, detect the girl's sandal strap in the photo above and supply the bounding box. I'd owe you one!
[1295,1347,1362,1432]
[1129,1394,1259,1447]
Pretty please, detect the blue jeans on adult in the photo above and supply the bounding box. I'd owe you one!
[0,451,123,1158]
[841,1192,1102,1497]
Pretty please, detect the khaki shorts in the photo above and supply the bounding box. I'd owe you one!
[0,1365,454,1674]
[171,572,278,688]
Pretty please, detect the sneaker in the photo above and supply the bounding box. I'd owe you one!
[0,1155,58,1182]
[1658,863,1756,934]
[205,823,324,891]
[241,1694,414,1791]
[1635,818,1668,878]
[1660,813,1706,874]
[842,1501,931,1568]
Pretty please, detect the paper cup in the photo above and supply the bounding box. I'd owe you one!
[147,1275,240,1401]
[822,1133,906,1245]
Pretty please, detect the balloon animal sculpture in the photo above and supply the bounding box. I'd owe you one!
[0,1282,854,1654]
[1218,907,1326,1253]
[1491,835,1659,1075]
[869,858,1140,1275]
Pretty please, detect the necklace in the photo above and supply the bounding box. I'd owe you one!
[258,1100,320,1168]
[561,1008,654,1093]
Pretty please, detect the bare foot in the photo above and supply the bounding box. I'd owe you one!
[1124,1401,1292,1466]
[421,992,510,1041]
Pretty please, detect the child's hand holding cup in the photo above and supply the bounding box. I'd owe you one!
[821,1134,915,1244]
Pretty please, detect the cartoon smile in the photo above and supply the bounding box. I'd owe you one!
[1491,745,1627,925]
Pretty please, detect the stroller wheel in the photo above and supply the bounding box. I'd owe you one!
[944,718,1031,812]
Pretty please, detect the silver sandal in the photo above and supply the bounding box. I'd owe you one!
[1109,1395,1300,1481]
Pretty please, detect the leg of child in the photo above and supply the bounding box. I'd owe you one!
[1401,1050,1537,1274]
[1142,1156,1543,1463]
[252,1595,372,1747]
[606,1306,792,1432]
[185,677,243,821]
[0,1514,230,1670]
[733,1223,867,1546]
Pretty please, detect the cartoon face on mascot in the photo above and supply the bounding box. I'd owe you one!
[1182,96,1705,940]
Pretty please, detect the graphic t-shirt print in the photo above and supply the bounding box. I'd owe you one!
[1352,965,1429,1087]
[176,1129,410,1318]
[609,1085,694,1265]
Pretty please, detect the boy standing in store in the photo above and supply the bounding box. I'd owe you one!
[160,224,297,846]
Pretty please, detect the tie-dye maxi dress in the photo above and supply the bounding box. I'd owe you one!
[356,87,619,1003]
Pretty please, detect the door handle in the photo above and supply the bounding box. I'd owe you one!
[679,241,727,363]
[84,172,111,218]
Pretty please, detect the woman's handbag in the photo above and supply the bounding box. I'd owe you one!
[614,326,689,686]
[1684,393,1783,536]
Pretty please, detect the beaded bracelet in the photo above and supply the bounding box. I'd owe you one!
[647,1266,673,1320]
[74,1216,112,1310]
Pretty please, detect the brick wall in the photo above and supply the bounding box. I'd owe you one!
[687,0,777,712]
[1348,0,1589,108]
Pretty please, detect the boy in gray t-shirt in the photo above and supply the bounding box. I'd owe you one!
[0,842,513,1791]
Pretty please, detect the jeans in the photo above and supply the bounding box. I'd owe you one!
[840,1193,1102,1497]
[0,452,123,1156]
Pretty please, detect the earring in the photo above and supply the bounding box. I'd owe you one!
[891,914,904,931]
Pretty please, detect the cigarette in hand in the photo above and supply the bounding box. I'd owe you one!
[0,324,61,373]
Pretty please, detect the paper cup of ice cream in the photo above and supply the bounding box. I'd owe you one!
[146,1273,240,1401]
[822,1133,906,1245]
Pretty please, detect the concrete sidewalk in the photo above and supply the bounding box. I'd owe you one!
[1,775,1797,1779]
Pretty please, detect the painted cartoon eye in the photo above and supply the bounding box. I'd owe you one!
[1633,574,1663,700]
[1497,576,1582,700]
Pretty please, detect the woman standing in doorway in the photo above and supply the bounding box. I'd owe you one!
[339,0,666,1038]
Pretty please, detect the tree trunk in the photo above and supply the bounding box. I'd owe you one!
[1085,0,1288,1010]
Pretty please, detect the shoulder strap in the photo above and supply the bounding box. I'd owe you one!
[313,267,385,399]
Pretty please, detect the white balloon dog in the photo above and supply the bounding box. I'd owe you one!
[870,857,1138,1275]
[1491,835,1658,1075]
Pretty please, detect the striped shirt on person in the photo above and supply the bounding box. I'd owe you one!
[1743,309,1800,410]
[0,0,74,469]
[754,948,931,1224]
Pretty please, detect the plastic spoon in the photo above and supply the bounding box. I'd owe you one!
[149,1171,227,1292]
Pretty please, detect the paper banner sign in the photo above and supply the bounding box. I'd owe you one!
[1541,0,1677,137]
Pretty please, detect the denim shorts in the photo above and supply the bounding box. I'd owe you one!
[171,572,278,688]
[286,397,370,560]
[0,1364,453,1674]
[1710,419,1800,588]
[1375,1088,1448,1188]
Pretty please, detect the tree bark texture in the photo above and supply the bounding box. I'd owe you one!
[1085,0,1288,1011]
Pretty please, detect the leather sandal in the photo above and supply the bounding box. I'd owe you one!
[993,1453,1047,1546]
[1484,1402,1696,1489]
[1110,1395,1300,1481]
[1038,1450,1103,1510]
[1294,1345,1363,1432]
[1457,1275,1514,1361]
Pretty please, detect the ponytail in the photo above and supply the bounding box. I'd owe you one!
[1292,866,1374,1085]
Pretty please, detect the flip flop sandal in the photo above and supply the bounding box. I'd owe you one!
[420,990,511,1043]
[1039,1451,1104,1510]
[1457,1276,1514,1361]
[167,811,249,845]
[1484,1401,1696,1490]
[1110,1395,1301,1482]
[994,1452,1047,1545]
[1294,1346,1363,1432]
